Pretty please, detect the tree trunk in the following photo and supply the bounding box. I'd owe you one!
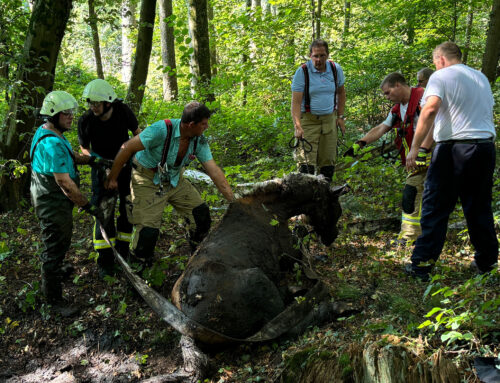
[311,0,315,40]
[126,0,156,115]
[241,0,251,106]
[207,0,217,76]
[482,0,500,83]
[463,6,474,65]
[159,0,178,100]
[121,0,137,84]
[88,0,104,79]
[187,0,214,102]
[315,0,322,40]
[341,1,350,49]
[0,0,72,212]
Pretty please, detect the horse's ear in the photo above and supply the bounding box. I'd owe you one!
[330,184,350,196]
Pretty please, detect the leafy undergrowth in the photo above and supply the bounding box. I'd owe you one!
[0,164,498,382]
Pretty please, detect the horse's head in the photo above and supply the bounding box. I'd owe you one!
[307,183,349,245]
[281,173,349,246]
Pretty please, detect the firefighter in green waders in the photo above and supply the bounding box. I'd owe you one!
[30,91,110,313]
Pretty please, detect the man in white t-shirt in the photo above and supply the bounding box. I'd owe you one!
[405,42,498,281]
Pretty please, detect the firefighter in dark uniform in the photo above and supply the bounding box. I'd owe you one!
[78,79,140,276]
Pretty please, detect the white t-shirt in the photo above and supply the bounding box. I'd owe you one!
[382,102,410,127]
[422,63,496,142]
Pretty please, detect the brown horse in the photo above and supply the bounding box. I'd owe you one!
[172,173,347,339]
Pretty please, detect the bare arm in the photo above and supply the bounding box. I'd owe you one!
[202,159,234,202]
[420,125,435,150]
[132,127,142,136]
[360,123,392,145]
[105,135,145,189]
[80,146,91,156]
[291,91,304,139]
[406,96,441,169]
[54,172,89,207]
[336,85,346,134]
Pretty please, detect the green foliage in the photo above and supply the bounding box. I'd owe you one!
[419,272,500,346]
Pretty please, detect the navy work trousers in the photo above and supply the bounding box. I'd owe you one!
[411,141,498,273]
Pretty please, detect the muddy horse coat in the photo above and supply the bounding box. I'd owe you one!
[172,173,346,339]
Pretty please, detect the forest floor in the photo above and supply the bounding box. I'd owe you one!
[0,172,498,383]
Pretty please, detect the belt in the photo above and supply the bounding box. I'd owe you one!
[301,112,335,120]
[437,138,494,144]
[132,158,157,173]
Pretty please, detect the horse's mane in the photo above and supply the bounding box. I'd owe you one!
[241,173,325,199]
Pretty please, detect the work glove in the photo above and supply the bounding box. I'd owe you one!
[343,140,367,157]
[88,156,114,170]
[80,202,105,224]
[415,147,431,168]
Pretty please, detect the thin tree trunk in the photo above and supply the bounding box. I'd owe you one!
[88,0,104,79]
[207,0,217,76]
[482,0,500,83]
[0,0,72,212]
[159,0,178,100]
[341,1,350,49]
[187,0,214,102]
[311,0,315,40]
[315,0,322,40]
[126,0,156,115]
[241,0,251,106]
[463,6,474,64]
[451,0,457,41]
[121,0,136,84]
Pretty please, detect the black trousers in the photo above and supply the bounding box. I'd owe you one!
[411,141,498,273]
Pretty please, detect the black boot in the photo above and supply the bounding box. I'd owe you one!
[319,166,335,183]
[133,227,159,267]
[41,270,79,317]
[97,248,115,278]
[299,164,315,174]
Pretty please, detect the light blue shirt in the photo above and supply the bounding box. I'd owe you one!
[135,119,213,186]
[30,126,78,180]
[291,60,345,115]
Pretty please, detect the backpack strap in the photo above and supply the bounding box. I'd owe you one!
[159,119,174,168]
[328,60,338,111]
[30,133,77,173]
[301,63,311,113]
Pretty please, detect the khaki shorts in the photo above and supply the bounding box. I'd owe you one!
[294,112,338,169]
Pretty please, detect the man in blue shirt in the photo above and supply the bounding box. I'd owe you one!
[291,39,346,181]
[105,102,234,266]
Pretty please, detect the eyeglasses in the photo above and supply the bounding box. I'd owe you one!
[60,109,76,116]
[87,100,103,108]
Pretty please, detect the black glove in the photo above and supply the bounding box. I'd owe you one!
[88,156,114,170]
[81,202,105,224]
[343,140,367,157]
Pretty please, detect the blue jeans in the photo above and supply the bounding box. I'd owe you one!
[411,141,498,274]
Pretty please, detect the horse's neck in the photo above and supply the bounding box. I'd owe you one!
[238,193,306,222]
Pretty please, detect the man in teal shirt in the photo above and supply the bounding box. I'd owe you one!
[31,91,107,309]
[106,102,234,266]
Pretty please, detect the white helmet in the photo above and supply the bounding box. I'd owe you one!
[40,91,78,117]
[82,79,117,102]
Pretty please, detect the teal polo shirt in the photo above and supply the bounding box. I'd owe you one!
[135,119,213,186]
[30,126,78,181]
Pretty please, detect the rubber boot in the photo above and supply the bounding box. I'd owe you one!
[115,240,130,260]
[319,166,335,183]
[133,227,159,267]
[189,204,211,252]
[41,270,79,317]
[299,164,315,174]
[97,248,115,278]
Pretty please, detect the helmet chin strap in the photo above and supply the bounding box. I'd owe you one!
[48,113,69,133]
